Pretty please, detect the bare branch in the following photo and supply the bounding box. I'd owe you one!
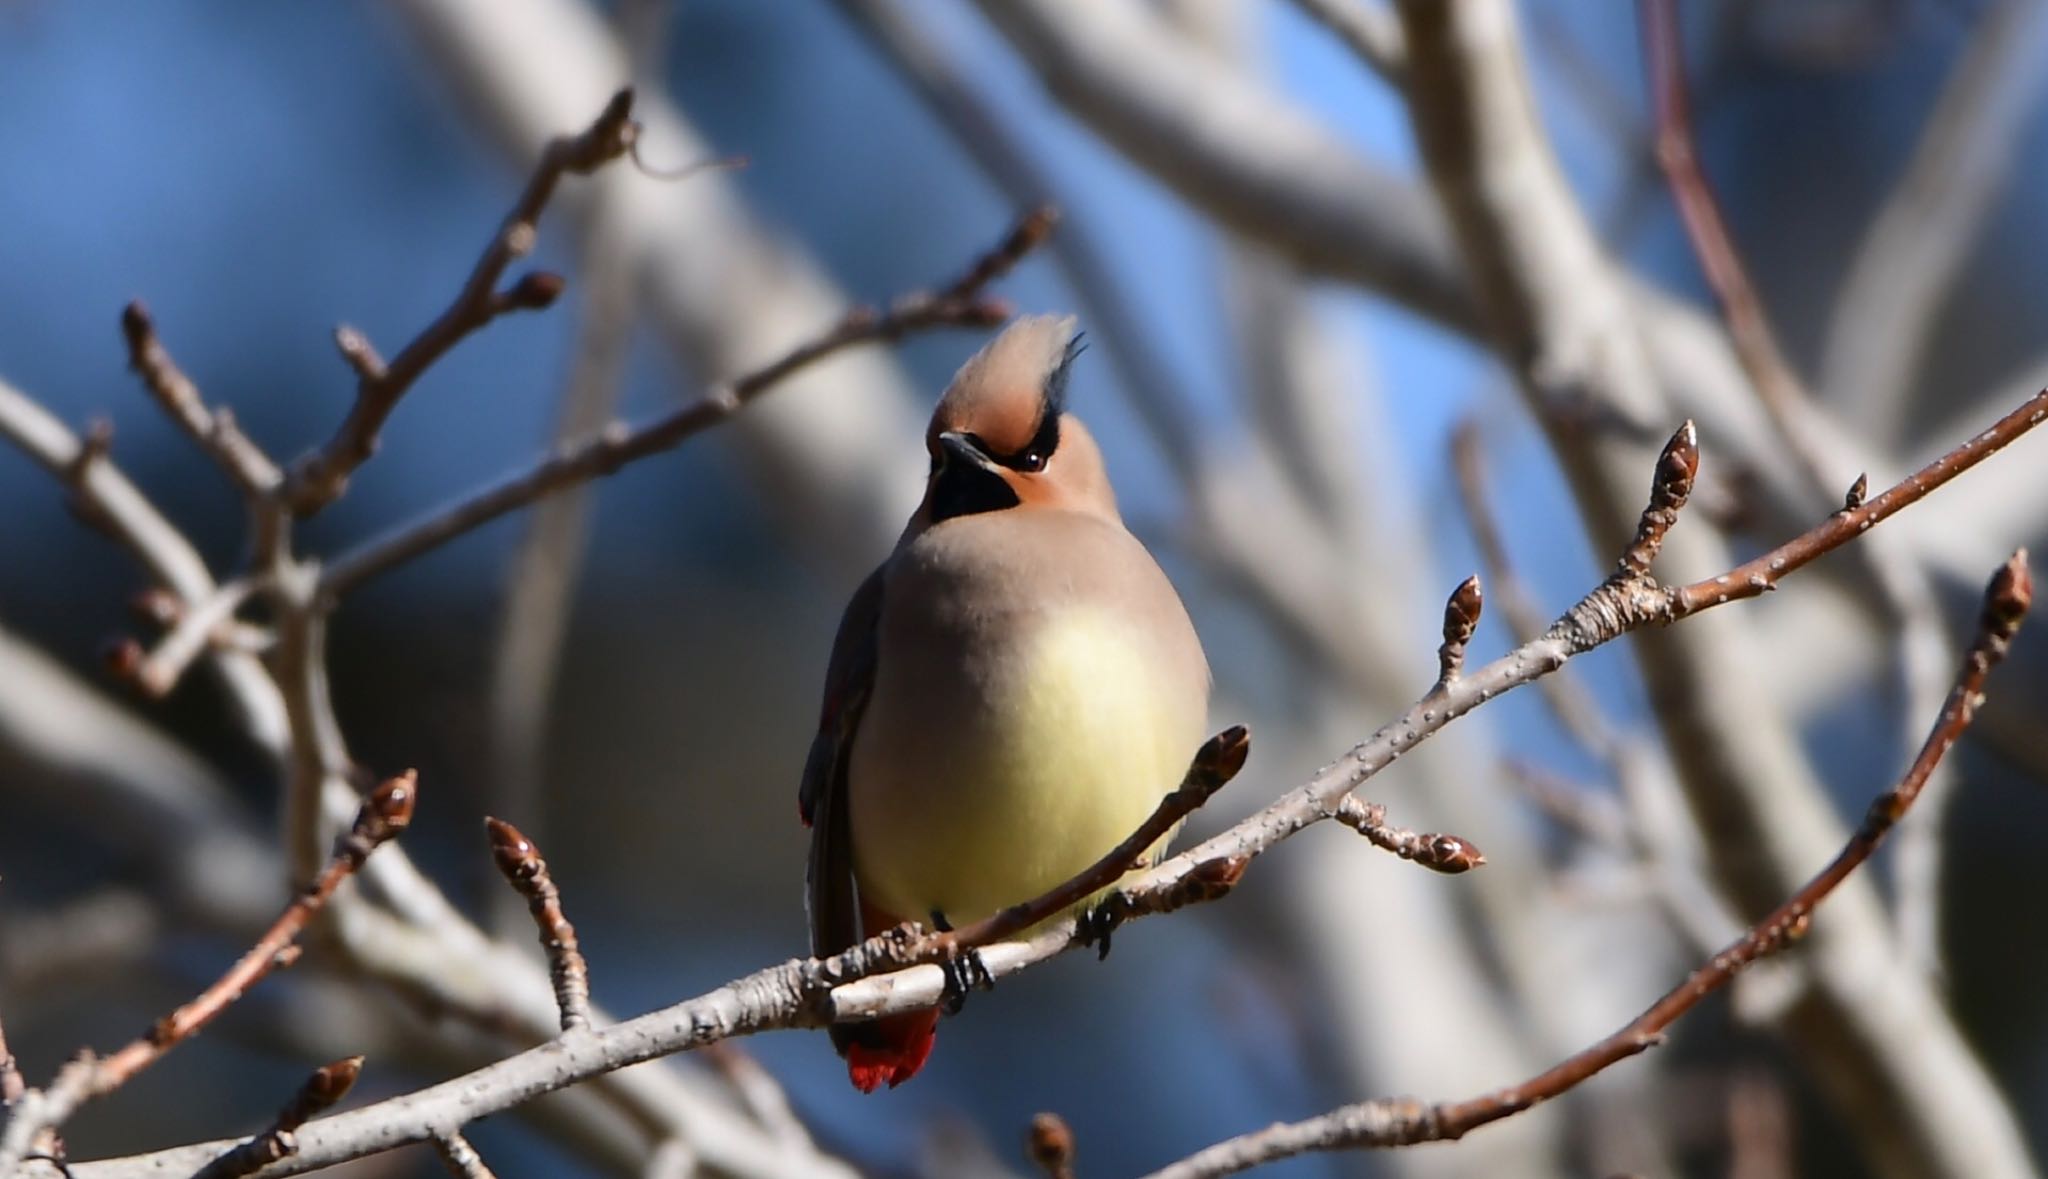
[315,207,1053,600]
[1139,551,2031,1178]
[120,302,283,497]
[282,89,637,515]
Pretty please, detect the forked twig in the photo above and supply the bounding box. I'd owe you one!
[283,89,639,515]
[315,206,1057,600]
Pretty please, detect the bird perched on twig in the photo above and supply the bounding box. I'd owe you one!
[799,314,1211,1091]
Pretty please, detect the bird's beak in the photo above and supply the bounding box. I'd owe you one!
[937,431,1001,475]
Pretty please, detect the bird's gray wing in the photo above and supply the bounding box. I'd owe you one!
[800,563,885,962]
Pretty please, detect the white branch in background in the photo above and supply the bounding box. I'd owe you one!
[1818,0,2048,446]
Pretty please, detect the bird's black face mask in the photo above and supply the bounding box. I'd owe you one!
[928,430,1023,523]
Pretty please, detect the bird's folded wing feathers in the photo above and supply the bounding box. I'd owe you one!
[803,564,886,959]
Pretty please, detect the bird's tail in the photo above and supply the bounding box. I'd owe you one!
[836,1010,939,1092]
[831,897,940,1091]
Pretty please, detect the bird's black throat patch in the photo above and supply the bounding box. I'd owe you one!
[929,457,1021,523]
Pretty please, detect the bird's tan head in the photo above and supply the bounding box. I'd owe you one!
[919,314,1116,526]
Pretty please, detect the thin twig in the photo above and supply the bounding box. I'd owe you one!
[282,89,639,515]
[1139,551,2030,1178]
[432,1133,499,1179]
[121,578,258,698]
[316,206,1055,600]
[94,772,414,1092]
[120,302,283,497]
[189,1056,363,1179]
[484,818,590,1032]
[1332,798,1485,874]
[1657,393,2044,618]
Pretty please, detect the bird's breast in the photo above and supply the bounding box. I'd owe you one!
[847,518,1208,927]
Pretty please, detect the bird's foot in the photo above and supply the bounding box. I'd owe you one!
[930,909,994,1016]
[1078,894,1131,962]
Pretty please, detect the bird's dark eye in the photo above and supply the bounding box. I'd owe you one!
[1018,451,1046,473]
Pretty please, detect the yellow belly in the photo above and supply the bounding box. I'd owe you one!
[848,608,1200,927]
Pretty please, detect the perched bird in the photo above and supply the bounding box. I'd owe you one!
[799,314,1211,1092]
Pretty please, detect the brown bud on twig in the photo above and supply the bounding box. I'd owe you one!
[1983,550,2032,644]
[188,1056,364,1178]
[101,638,145,682]
[1181,854,1250,902]
[1615,420,1698,580]
[1421,834,1487,874]
[1190,724,1251,802]
[485,817,591,1032]
[501,271,567,311]
[351,771,418,848]
[278,1055,362,1131]
[1028,1112,1077,1179]
[1335,797,1485,874]
[1436,574,1483,684]
[1843,472,1868,511]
